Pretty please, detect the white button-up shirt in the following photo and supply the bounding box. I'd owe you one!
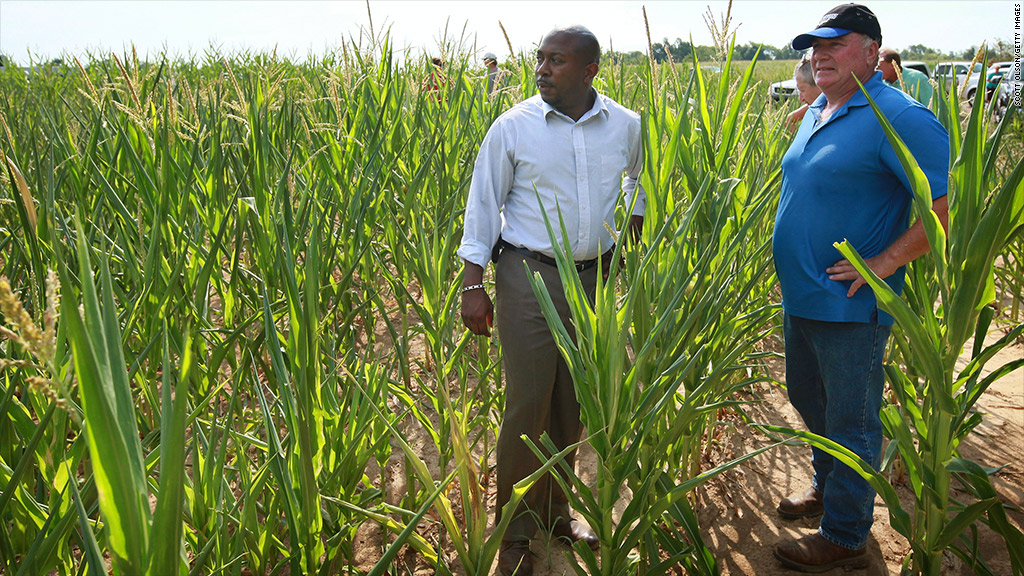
[458,92,645,269]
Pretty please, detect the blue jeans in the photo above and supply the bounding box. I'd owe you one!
[783,312,890,550]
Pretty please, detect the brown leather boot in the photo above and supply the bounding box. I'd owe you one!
[777,487,824,519]
[774,533,868,572]
[498,540,533,576]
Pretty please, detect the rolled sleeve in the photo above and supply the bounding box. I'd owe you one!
[458,121,513,268]
[623,121,646,216]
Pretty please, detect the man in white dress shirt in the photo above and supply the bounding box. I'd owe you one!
[457,25,644,576]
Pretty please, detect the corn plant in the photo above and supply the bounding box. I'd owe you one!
[632,42,786,483]
[0,262,85,576]
[524,191,780,576]
[47,217,192,575]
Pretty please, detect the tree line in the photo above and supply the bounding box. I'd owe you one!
[610,37,1018,64]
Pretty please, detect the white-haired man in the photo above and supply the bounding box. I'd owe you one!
[772,4,949,572]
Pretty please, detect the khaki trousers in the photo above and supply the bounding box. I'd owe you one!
[493,249,597,541]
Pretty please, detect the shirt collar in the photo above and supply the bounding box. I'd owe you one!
[845,70,885,108]
[541,89,609,123]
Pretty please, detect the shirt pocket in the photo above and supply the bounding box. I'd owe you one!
[600,153,627,193]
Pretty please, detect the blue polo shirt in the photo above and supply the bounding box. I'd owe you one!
[773,71,949,325]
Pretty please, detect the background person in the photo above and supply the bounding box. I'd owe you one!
[423,56,447,101]
[878,46,933,106]
[483,52,506,95]
[773,3,949,572]
[786,54,823,131]
[985,62,1008,102]
[458,25,644,576]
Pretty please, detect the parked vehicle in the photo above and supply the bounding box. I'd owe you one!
[991,79,1013,122]
[902,61,930,77]
[1006,61,1024,107]
[933,61,983,100]
[933,61,970,90]
[769,78,798,101]
[962,64,985,101]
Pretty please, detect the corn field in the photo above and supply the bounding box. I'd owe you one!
[0,30,1022,576]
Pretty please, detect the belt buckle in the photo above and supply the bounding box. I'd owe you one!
[575,261,587,272]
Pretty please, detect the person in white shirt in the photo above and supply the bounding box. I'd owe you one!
[457,25,644,576]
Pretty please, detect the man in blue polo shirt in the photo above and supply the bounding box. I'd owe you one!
[772,4,949,572]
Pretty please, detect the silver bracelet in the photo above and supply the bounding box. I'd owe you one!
[461,284,486,293]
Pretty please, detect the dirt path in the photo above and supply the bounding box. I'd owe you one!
[354,308,1022,575]
[517,328,1024,576]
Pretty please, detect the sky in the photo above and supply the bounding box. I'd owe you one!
[0,1,1016,66]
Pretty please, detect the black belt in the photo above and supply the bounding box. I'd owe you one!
[496,238,610,272]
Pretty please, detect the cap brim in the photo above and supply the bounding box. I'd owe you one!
[792,27,852,50]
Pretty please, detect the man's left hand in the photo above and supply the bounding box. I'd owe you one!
[601,250,623,281]
[599,215,644,280]
[627,215,644,244]
[827,254,898,297]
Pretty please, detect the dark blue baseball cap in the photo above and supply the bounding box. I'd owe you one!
[792,4,882,50]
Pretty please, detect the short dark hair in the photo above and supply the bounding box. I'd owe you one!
[546,26,601,66]
[879,47,901,67]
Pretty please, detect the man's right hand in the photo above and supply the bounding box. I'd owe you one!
[460,261,493,336]
[461,289,494,336]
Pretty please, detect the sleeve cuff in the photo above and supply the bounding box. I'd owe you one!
[456,243,492,270]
